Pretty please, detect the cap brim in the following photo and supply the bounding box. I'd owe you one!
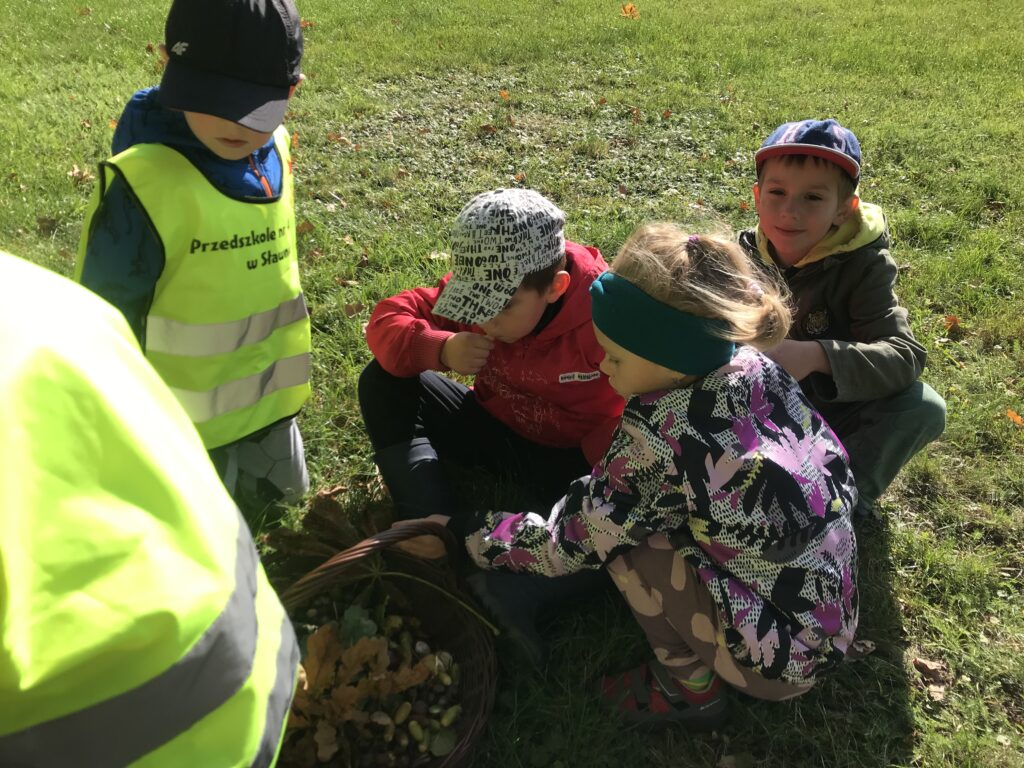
[159,59,290,133]
[755,144,860,180]
[433,279,516,325]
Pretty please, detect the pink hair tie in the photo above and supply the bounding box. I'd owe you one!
[688,234,701,245]
[746,279,765,299]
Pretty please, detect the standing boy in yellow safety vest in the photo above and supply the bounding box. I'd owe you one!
[0,250,299,767]
[76,0,312,518]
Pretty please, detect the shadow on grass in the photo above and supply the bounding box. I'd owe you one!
[465,506,915,768]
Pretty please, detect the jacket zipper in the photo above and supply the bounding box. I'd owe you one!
[248,155,273,198]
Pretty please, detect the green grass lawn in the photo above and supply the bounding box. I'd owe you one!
[2,0,1022,765]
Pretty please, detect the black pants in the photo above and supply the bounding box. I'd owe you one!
[358,360,591,522]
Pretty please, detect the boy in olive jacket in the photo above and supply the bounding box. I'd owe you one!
[739,118,945,514]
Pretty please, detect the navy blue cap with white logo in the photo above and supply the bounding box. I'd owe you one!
[755,119,862,182]
[158,0,303,133]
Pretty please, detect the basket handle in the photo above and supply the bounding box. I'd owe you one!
[279,520,458,609]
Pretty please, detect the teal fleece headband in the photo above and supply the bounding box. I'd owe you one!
[589,271,736,376]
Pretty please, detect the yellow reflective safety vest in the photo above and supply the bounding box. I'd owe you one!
[0,251,299,767]
[76,127,311,449]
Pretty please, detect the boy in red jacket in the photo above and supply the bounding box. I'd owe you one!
[359,189,623,663]
[361,187,622,520]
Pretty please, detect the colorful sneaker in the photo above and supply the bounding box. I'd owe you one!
[599,660,729,730]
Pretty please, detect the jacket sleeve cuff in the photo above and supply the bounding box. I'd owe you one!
[409,328,454,372]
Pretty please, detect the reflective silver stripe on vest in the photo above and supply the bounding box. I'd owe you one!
[171,352,311,424]
[0,516,267,767]
[147,294,309,357]
[251,614,300,768]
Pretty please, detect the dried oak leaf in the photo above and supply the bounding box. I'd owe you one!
[1008,409,1023,427]
[620,3,640,19]
[499,89,510,102]
[337,635,389,686]
[378,658,432,697]
[329,676,377,721]
[285,729,318,768]
[304,624,345,695]
[313,720,339,763]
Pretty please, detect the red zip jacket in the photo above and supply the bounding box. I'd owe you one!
[365,241,624,465]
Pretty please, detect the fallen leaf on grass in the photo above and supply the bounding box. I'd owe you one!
[299,18,315,29]
[291,131,299,149]
[913,657,950,684]
[108,118,118,129]
[327,132,353,147]
[77,6,92,15]
[662,109,672,119]
[499,89,510,102]
[343,302,365,318]
[943,314,963,338]
[296,220,314,235]
[36,217,58,236]
[630,106,642,124]
[598,96,608,105]
[1007,409,1023,427]
[513,172,526,183]
[913,656,951,700]
[477,123,498,136]
[67,165,94,185]
[81,119,92,129]
[739,200,750,212]
[620,3,640,19]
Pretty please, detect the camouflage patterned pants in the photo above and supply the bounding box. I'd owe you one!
[209,416,308,519]
[607,533,813,701]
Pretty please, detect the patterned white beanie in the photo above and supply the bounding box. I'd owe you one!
[433,189,566,325]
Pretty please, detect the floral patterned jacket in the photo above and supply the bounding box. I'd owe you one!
[466,346,859,683]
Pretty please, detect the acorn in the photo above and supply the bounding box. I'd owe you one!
[407,721,425,743]
[393,701,412,725]
[440,705,462,728]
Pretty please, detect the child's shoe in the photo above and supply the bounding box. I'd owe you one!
[599,660,729,731]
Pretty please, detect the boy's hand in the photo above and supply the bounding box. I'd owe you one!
[764,339,832,382]
[441,332,494,375]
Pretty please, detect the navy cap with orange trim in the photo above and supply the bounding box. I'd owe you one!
[158,0,303,133]
[755,119,862,183]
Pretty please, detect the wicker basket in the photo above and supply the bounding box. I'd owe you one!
[279,521,497,768]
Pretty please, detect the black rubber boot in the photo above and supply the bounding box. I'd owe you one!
[466,568,611,669]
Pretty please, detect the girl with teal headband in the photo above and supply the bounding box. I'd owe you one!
[466,222,860,729]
